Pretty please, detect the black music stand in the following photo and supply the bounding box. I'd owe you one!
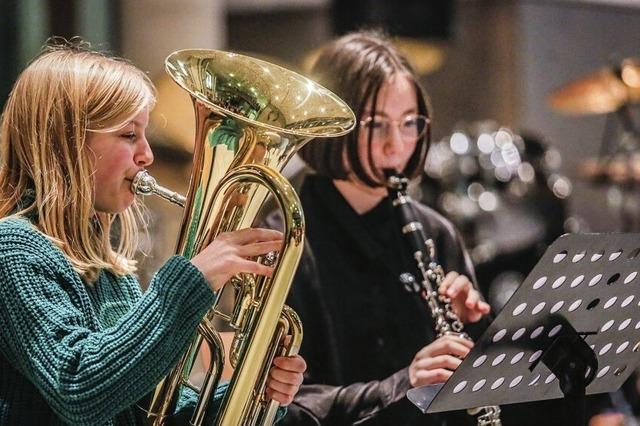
[407,233,640,426]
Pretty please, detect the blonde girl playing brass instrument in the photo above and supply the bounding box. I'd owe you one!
[0,39,304,425]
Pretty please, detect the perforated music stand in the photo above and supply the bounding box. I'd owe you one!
[407,233,640,425]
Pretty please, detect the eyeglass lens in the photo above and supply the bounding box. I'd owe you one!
[362,115,428,141]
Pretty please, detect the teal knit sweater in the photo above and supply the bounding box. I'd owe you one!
[0,217,228,425]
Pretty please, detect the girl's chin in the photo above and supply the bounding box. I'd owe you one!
[94,195,135,214]
[378,165,403,173]
[352,181,387,196]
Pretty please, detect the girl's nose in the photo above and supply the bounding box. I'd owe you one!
[135,136,154,167]
[384,125,405,154]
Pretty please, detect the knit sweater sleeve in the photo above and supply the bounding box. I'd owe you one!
[0,222,217,424]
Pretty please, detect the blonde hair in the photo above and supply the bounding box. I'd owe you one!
[0,39,156,282]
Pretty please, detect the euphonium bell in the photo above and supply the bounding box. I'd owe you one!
[134,49,355,425]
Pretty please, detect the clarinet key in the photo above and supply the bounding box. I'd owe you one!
[399,272,421,293]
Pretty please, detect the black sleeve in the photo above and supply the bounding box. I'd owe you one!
[281,368,413,425]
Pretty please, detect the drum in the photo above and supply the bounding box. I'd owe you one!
[419,121,573,312]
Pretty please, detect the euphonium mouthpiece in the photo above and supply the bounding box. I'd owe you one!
[131,170,186,207]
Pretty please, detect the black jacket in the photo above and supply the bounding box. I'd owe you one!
[264,173,618,425]
[265,174,484,425]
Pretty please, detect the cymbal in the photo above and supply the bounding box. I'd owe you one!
[579,155,640,184]
[548,58,640,116]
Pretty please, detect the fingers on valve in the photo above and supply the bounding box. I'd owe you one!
[224,228,283,244]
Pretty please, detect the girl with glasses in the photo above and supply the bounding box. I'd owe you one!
[265,30,490,425]
[270,31,621,426]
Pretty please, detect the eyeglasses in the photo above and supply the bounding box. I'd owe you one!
[359,114,429,142]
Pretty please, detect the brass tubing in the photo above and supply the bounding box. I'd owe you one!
[211,164,304,425]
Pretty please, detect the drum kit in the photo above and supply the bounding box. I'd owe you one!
[420,120,572,311]
[419,56,640,311]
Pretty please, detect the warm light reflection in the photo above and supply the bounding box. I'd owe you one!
[467,182,484,201]
[478,191,498,211]
[622,63,640,88]
[494,129,513,148]
[450,132,469,154]
[477,134,495,153]
[517,163,535,183]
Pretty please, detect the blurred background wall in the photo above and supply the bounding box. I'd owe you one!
[520,1,640,231]
[1,0,640,281]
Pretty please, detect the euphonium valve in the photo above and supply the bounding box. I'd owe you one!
[134,49,355,425]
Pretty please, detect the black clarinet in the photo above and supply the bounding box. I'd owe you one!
[385,171,501,426]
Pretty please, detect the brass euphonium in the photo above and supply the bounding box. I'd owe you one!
[133,49,355,425]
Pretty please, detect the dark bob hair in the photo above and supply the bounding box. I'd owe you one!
[299,30,432,186]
